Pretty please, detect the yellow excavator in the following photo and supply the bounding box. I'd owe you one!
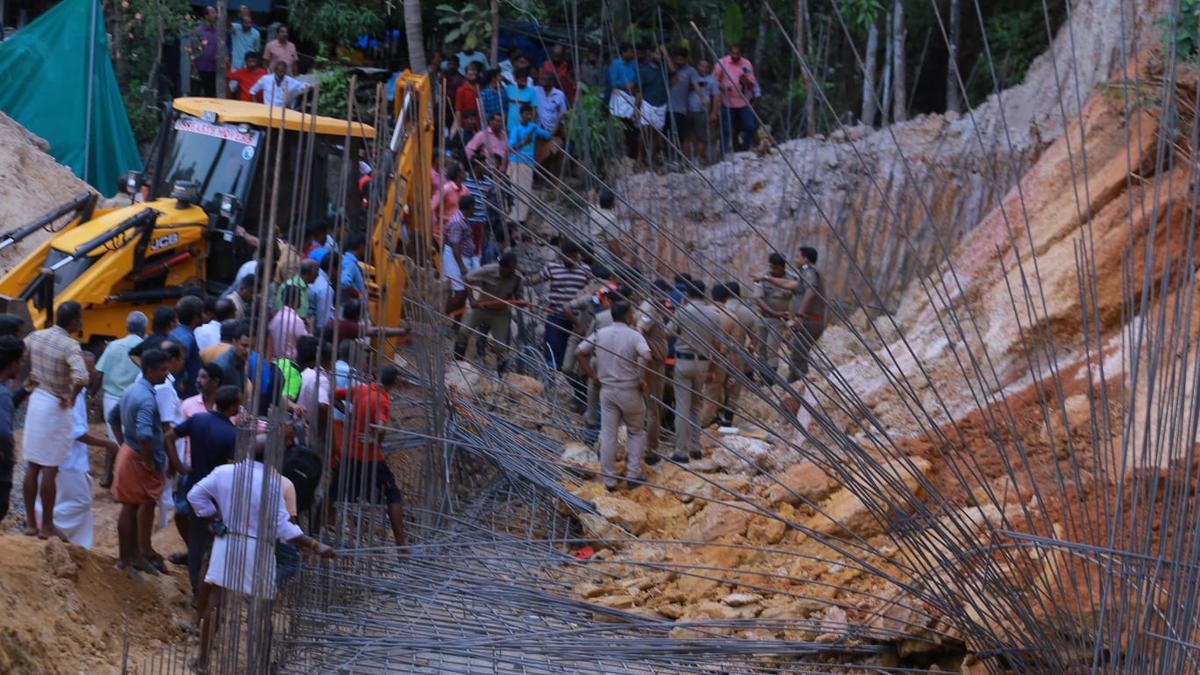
[0,72,432,349]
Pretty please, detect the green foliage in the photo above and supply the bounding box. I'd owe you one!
[566,84,623,178]
[838,0,884,34]
[105,0,193,144]
[966,3,1064,106]
[438,3,493,51]
[314,59,353,116]
[722,4,744,46]
[1161,0,1200,61]
[287,0,385,56]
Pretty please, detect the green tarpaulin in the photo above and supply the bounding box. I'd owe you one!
[0,0,143,195]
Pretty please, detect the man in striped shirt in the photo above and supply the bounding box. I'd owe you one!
[462,160,501,254]
[525,241,589,369]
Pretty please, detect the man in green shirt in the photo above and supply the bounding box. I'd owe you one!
[95,311,147,487]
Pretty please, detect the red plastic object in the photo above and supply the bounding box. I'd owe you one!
[573,545,594,560]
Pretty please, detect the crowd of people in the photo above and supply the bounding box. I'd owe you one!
[0,225,425,668]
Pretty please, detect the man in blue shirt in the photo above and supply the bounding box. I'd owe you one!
[340,231,368,306]
[506,104,553,227]
[503,68,538,129]
[166,384,241,597]
[171,296,204,397]
[110,348,178,579]
[606,42,638,99]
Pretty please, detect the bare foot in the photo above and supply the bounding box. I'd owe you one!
[22,527,37,537]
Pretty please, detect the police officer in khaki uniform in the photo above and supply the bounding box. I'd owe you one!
[576,302,651,491]
[636,280,672,461]
[454,252,523,373]
[710,283,747,429]
[562,266,613,417]
[669,279,722,462]
[754,252,799,382]
[757,246,827,379]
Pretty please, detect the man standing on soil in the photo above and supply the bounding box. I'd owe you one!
[754,253,798,382]
[332,366,405,545]
[669,280,723,462]
[637,280,672,463]
[21,301,88,539]
[576,302,651,491]
[0,336,25,524]
[526,241,590,370]
[757,246,828,379]
[110,349,184,578]
[713,43,759,153]
[35,352,117,549]
[453,251,522,373]
[96,311,147,487]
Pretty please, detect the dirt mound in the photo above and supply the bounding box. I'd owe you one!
[0,111,95,269]
[0,534,190,674]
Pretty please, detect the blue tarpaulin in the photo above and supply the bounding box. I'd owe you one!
[0,0,144,195]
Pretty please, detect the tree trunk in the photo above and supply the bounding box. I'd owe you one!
[215,0,227,98]
[490,0,500,64]
[797,0,816,136]
[945,0,961,113]
[753,8,769,70]
[881,10,892,127]
[862,20,879,127]
[891,0,906,122]
[404,0,427,73]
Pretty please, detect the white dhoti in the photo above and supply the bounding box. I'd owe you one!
[35,470,94,548]
[205,533,279,599]
[609,90,637,119]
[102,392,121,444]
[638,102,667,129]
[23,389,75,467]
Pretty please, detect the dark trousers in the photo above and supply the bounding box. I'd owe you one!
[188,516,214,598]
[543,313,573,370]
[0,456,12,522]
[194,70,216,97]
[719,105,758,153]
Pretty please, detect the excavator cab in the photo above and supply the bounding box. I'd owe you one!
[0,97,376,347]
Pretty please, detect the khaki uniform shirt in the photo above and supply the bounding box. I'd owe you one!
[568,281,606,333]
[578,323,650,388]
[670,300,723,358]
[798,264,827,323]
[636,299,670,358]
[466,263,522,314]
[755,272,798,314]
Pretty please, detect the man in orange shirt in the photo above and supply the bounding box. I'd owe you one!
[331,365,404,545]
[227,51,267,102]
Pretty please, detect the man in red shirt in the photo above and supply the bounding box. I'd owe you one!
[539,44,576,106]
[454,62,482,129]
[227,51,267,102]
[332,365,404,545]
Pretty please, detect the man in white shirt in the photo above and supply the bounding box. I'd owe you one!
[296,336,331,446]
[535,70,568,134]
[249,60,310,108]
[153,342,187,539]
[194,298,234,352]
[188,449,334,670]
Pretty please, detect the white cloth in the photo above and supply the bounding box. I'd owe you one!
[442,245,480,292]
[194,320,221,351]
[153,373,184,529]
[609,89,637,119]
[638,101,667,129]
[249,73,310,107]
[34,391,94,548]
[188,460,304,599]
[103,391,121,445]
[298,367,330,440]
[23,388,75,467]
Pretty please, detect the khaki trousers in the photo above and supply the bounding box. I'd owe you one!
[455,309,512,368]
[757,316,788,374]
[788,320,826,379]
[644,359,666,452]
[599,385,647,487]
[672,357,707,458]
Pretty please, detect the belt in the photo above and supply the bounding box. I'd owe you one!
[675,352,708,361]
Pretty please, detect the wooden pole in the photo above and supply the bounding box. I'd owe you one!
[216,0,227,98]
